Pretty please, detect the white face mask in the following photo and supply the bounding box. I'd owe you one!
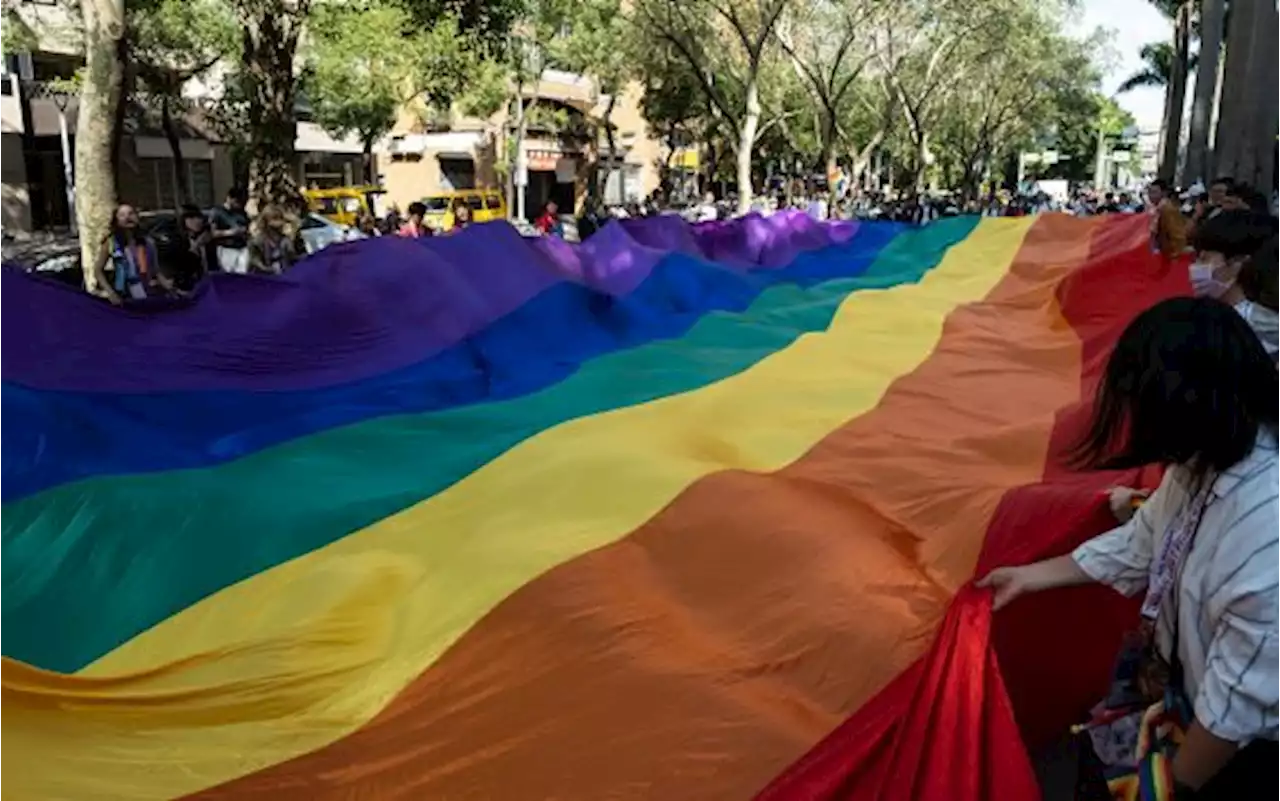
[1189,261,1234,298]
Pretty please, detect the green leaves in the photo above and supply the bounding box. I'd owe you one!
[303,0,485,150]
[130,0,238,80]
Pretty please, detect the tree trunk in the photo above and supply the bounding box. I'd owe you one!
[736,75,760,214]
[506,91,520,217]
[1214,0,1276,188]
[912,130,929,191]
[848,130,884,189]
[161,95,189,207]
[1212,0,1251,179]
[1246,0,1279,190]
[236,0,308,212]
[1158,1,1191,182]
[600,93,618,205]
[75,0,126,290]
[1184,0,1224,185]
[362,136,374,186]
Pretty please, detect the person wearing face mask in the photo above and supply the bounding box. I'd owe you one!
[1189,210,1279,360]
[1108,211,1279,524]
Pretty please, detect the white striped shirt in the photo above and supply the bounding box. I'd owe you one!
[1073,433,1280,743]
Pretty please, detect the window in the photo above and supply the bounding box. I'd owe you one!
[484,194,503,210]
[314,196,340,215]
[30,53,80,82]
[135,157,216,211]
[439,157,475,191]
[189,160,214,208]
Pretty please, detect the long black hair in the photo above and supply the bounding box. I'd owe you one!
[1068,296,1278,483]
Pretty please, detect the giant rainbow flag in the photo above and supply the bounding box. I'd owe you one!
[3,211,1183,801]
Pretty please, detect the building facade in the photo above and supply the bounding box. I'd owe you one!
[377,70,663,217]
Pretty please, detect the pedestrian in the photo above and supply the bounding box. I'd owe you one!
[356,213,380,237]
[91,202,169,304]
[176,205,216,289]
[533,200,560,236]
[1189,209,1279,359]
[398,202,431,238]
[1146,179,1188,257]
[978,296,1278,801]
[449,197,473,232]
[247,205,298,275]
[210,187,250,273]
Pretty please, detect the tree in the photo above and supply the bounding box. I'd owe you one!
[1213,0,1277,189]
[1040,92,1133,185]
[1116,42,1184,92]
[874,0,1015,190]
[1,3,39,55]
[1157,0,1192,181]
[931,4,1096,201]
[398,0,523,44]
[75,0,125,285]
[234,0,310,211]
[130,0,237,205]
[1183,0,1223,186]
[773,0,884,180]
[305,1,473,180]
[634,0,792,212]
[545,0,634,201]
[636,33,709,194]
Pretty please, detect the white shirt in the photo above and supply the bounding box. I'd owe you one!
[1073,434,1280,743]
[1235,299,1279,360]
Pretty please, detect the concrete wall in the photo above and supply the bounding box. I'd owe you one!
[375,72,664,216]
[2,133,32,232]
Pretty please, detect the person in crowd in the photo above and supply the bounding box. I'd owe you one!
[979,296,1278,800]
[175,205,216,289]
[1188,209,1279,359]
[577,199,606,242]
[533,200,560,236]
[1207,176,1234,213]
[1190,177,1234,235]
[210,187,250,273]
[1222,183,1271,215]
[695,191,719,223]
[247,205,298,275]
[1146,178,1188,257]
[382,205,403,235]
[90,203,169,304]
[449,197,473,233]
[1108,211,1279,524]
[356,213,380,238]
[398,202,431,238]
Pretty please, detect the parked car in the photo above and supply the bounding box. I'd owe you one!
[420,189,508,232]
[297,211,364,253]
[2,237,84,287]
[304,185,386,227]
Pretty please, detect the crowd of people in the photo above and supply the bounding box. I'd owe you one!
[90,189,307,305]
[973,172,1279,799]
[88,187,489,304]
